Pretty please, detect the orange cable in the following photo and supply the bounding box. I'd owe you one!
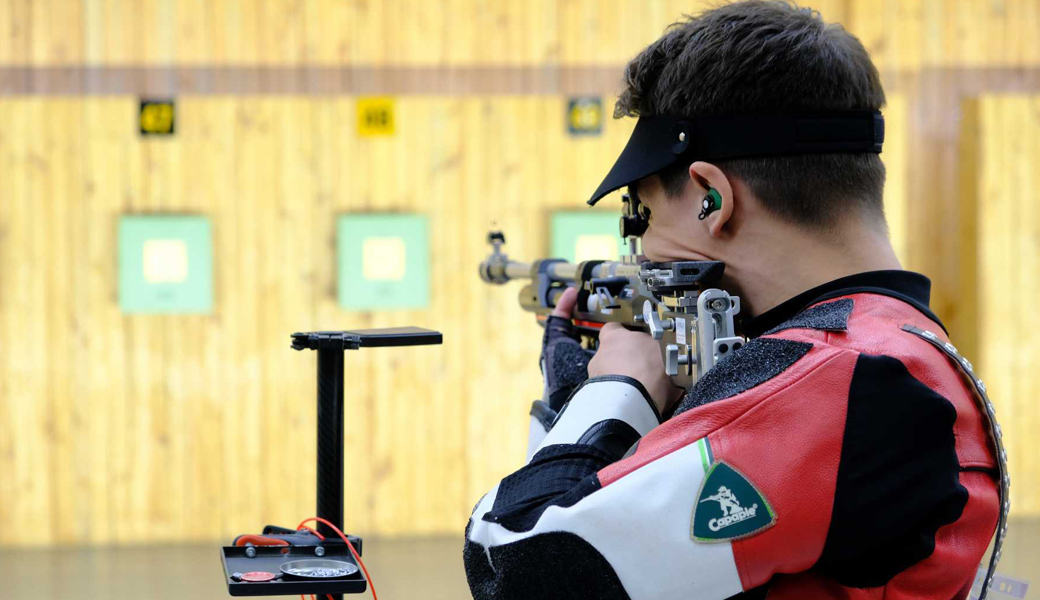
[297,517,378,600]
[297,528,325,600]
[298,525,326,541]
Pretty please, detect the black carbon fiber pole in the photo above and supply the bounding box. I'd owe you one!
[289,328,439,598]
[316,348,345,549]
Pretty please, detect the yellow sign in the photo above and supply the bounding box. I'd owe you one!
[567,97,603,135]
[140,100,175,135]
[357,97,396,137]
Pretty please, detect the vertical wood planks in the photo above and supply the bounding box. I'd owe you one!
[1,1,1040,548]
[978,95,1040,516]
[882,93,909,264]
[0,92,1004,545]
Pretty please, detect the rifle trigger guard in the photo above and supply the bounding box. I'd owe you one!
[586,276,628,310]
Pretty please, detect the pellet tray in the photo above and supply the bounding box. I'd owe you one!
[221,544,368,596]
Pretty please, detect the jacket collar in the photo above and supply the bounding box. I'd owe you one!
[742,270,945,339]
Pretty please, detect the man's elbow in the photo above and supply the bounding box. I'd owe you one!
[463,533,499,600]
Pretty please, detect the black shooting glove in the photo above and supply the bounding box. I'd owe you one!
[539,315,595,412]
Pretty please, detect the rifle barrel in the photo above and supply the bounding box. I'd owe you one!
[505,260,535,280]
[480,252,643,295]
[480,259,578,284]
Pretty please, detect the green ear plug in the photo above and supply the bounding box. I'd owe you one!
[699,188,722,220]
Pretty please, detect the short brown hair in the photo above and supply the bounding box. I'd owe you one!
[616,1,887,229]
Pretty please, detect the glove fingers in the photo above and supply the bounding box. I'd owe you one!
[549,340,590,389]
[539,315,592,412]
[543,337,592,411]
[543,315,581,341]
[539,315,581,374]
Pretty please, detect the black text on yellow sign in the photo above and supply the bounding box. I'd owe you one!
[357,97,396,137]
[139,100,176,136]
[567,97,603,136]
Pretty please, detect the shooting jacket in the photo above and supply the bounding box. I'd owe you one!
[464,270,1001,600]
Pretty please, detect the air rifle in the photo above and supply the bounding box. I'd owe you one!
[478,221,744,391]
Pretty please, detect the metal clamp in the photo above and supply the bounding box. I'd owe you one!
[643,300,674,340]
[664,344,691,376]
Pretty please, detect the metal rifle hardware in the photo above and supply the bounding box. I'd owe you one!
[586,276,628,311]
[619,192,650,239]
[478,231,743,392]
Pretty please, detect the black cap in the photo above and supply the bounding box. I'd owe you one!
[587,110,884,205]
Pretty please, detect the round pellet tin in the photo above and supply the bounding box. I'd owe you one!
[280,559,359,579]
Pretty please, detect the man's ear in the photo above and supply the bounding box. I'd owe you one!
[690,161,734,237]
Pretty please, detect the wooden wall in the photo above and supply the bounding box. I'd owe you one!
[978,96,1040,516]
[0,0,1038,547]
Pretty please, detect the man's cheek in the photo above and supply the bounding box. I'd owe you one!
[640,230,664,262]
[642,233,683,263]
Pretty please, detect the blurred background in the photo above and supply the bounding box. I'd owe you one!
[0,0,1037,598]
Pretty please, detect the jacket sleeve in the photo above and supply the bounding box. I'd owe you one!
[465,340,970,600]
[465,375,669,600]
[465,372,773,600]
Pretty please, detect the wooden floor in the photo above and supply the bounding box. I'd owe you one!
[1,521,1037,599]
[0,536,469,600]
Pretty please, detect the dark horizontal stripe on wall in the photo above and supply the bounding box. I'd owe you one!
[0,66,628,96]
[1,66,1039,96]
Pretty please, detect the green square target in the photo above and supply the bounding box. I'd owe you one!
[337,214,429,310]
[118,215,213,314]
[550,211,623,263]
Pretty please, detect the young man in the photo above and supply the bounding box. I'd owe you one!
[464,2,1005,599]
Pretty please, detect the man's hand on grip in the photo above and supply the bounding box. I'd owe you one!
[589,322,684,416]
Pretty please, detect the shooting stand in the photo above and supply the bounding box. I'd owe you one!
[220,327,443,597]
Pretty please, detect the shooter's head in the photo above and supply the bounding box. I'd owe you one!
[591,1,891,308]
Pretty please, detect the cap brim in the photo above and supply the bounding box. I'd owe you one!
[587,111,884,206]
[587,115,692,205]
